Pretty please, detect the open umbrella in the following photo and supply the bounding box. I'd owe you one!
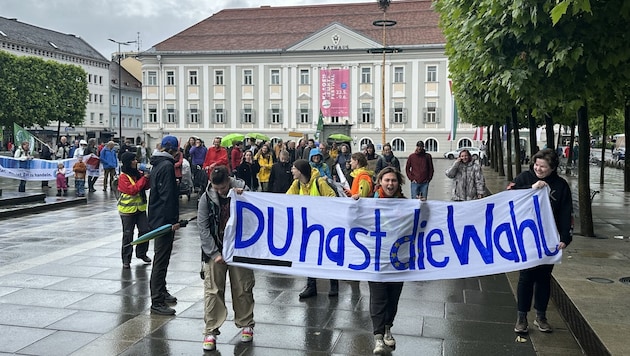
[221,133,245,147]
[245,132,270,142]
[328,133,352,142]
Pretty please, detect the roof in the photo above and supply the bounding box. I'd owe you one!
[109,61,142,91]
[152,0,443,53]
[0,16,108,62]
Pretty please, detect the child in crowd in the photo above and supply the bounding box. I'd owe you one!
[73,155,87,197]
[56,162,68,196]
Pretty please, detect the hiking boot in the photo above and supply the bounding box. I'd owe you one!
[383,325,396,349]
[151,303,175,315]
[514,316,528,333]
[328,279,339,297]
[534,317,552,332]
[373,334,389,355]
[241,326,254,342]
[299,278,317,299]
[203,334,216,351]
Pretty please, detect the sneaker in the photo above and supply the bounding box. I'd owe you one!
[241,326,254,342]
[164,292,177,304]
[138,255,152,263]
[373,334,389,355]
[383,326,396,348]
[150,303,175,315]
[514,316,528,333]
[534,318,552,332]
[203,334,216,351]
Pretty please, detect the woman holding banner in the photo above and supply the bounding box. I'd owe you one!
[14,141,33,192]
[508,148,572,334]
[287,159,338,299]
[369,166,406,355]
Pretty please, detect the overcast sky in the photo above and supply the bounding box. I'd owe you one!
[2,0,371,60]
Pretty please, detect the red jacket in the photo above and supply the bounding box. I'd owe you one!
[230,147,243,172]
[203,147,228,171]
[118,173,149,195]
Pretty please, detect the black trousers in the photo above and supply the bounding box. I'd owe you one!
[150,229,174,305]
[120,212,150,264]
[369,281,404,335]
[517,264,554,313]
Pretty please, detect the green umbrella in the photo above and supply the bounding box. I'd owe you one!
[246,132,270,141]
[328,133,352,142]
[221,133,245,147]
[128,224,172,246]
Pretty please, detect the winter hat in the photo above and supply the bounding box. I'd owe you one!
[161,135,179,151]
[293,159,311,180]
[121,151,136,168]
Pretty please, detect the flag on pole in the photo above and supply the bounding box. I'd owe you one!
[315,110,324,141]
[447,80,458,141]
[13,123,35,154]
[473,126,484,141]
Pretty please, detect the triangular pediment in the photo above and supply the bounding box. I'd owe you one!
[298,93,311,100]
[287,22,381,52]
[359,92,374,100]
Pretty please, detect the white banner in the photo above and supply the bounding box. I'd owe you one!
[0,156,77,181]
[223,188,563,282]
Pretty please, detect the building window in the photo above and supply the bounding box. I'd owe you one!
[361,103,372,123]
[330,116,339,123]
[215,70,224,85]
[394,67,404,83]
[361,67,371,83]
[214,104,225,123]
[392,138,405,152]
[90,112,95,124]
[270,69,280,85]
[189,70,198,85]
[135,98,140,108]
[427,65,437,82]
[99,113,103,124]
[88,74,92,83]
[299,104,310,124]
[269,104,282,124]
[121,95,125,106]
[165,104,177,123]
[244,69,253,85]
[424,102,438,123]
[166,70,175,85]
[148,104,157,123]
[188,104,200,123]
[392,102,406,123]
[300,69,310,85]
[242,104,254,123]
[128,97,133,107]
[112,95,117,105]
[99,76,103,85]
[147,71,157,86]
[99,94,103,103]
[425,138,438,152]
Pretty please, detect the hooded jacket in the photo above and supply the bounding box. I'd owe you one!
[510,168,573,246]
[445,159,485,201]
[198,177,247,260]
[148,151,179,229]
[308,148,331,179]
[286,167,335,197]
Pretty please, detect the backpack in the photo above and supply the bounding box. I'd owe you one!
[317,176,347,197]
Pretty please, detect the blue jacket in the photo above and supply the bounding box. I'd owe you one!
[100,147,118,169]
[308,148,331,179]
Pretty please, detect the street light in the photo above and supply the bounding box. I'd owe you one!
[108,38,136,142]
[368,0,400,146]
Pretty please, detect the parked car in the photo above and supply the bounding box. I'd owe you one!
[443,146,484,160]
[613,147,625,161]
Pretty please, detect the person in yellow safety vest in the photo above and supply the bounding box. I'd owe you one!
[118,152,152,269]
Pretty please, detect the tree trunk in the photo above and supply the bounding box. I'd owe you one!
[545,114,555,150]
[577,105,594,237]
[512,107,522,174]
[528,109,537,156]
[600,114,607,185]
[505,116,513,181]
[625,103,630,192]
[494,122,505,176]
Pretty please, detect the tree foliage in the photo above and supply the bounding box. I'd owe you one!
[0,51,88,129]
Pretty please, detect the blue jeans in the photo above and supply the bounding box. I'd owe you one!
[410,182,429,199]
[75,178,85,196]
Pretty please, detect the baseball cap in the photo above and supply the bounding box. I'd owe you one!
[161,136,179,151]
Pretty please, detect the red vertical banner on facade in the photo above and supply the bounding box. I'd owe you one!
[320,69,349,117]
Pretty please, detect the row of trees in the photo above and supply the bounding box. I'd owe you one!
[0,50,88,140]
[434,0,630,237]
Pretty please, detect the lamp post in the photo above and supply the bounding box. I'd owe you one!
[368,0,400,146]
[108,38,136,142]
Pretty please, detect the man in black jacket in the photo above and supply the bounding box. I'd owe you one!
[148,135,182,315]
[268,150,293,193]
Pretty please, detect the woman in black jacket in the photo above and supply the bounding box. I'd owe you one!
[236,150,259,192]
[508,148,572,334]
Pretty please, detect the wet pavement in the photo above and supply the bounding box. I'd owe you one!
[1,158,626,355]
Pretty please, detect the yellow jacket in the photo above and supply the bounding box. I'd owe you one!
[286,168,335,197]
[257,154,273,183]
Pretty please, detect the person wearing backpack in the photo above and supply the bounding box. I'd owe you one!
[345,152,374,199]
[286,159,338,299]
